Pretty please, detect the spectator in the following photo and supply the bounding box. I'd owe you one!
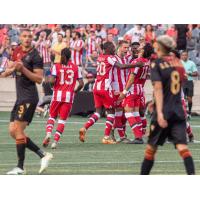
[85,28,97,57]
[181,51,198,118]
[124,24,145,43]
[8,24,20,43]
[85,50,98,74]
[83,73,95,92]
[70,31,84,67]
[51,33,66,63]
[34,31,52,74]
[95,24,107,40]
[51,24,65,46]
[175,24,189,51]
[166,24,177,40]
[144,24,156,44]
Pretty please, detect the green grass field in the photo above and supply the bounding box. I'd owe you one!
[0,111,199,175]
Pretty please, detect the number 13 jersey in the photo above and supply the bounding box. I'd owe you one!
[151,56,187,120]
[51,61,83,103]
[93,54,116,92]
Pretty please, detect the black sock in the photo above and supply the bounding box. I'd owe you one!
[183,156,195,175]
[16,143,26,170]
[188,102,192,114]
[26,137,45,158]
[140,159,154,175]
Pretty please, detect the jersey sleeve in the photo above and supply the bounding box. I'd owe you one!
[77,67,83,79]
[150,60,162,82]
[51,64,57,76]
[191,61,197,73]
[107,56,117,66]
[33,50,43,69]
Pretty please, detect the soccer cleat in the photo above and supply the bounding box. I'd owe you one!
[128,138,144,144]
[110,129,116,142]
[79,127,86,142]
[51,141,57,149]
[102,136,116,144]
[39,152,53,174]
[6,167,25,175]
[117,137,131,144]
[42,133,51,147]
[188,135,194,143]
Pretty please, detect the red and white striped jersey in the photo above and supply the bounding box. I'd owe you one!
[112,55,130,92]
[93,54,116,91]
[86,37,96,56]
[37,40,51,63]
[127,57,150,95]
[70,39,84,66]
[51,61,82,103]
[0,56,9,70]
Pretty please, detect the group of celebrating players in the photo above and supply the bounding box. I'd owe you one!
[0,28,196,175]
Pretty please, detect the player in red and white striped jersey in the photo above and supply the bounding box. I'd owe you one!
[43,48,84,149]
[79,42,137,144]
[70,32,84,67]
[112,40,131,143]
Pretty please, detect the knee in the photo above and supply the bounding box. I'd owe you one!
[144,145,157,160]
[176,144,192,159]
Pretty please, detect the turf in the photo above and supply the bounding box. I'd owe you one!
[0,112,199,175]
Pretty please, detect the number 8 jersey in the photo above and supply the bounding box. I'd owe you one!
[150,56,187,120]
[51,61,83,103]
[93,55,116,91]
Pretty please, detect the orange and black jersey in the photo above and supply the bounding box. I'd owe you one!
[12,46,43,104]
[150,56,186,120]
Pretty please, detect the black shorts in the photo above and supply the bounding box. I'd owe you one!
[148,118,187,146]
[183,80,194,97]
[10,102,37,125]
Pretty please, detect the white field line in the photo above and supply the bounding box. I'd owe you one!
[0,119,200,128]
[0,160,200,166]
[0,149,200,154]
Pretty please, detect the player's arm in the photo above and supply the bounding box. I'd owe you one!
[74,78,84,93]
[0,61,16,78]
[188,63,198,77]
[151,61,168,128]
[114,61,144,69]
[118,72,135,101]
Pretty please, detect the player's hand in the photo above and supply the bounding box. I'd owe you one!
[117,92,125,102]
[14,61,24,71]
[157,112,168,128]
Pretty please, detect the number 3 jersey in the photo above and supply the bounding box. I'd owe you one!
[151,56,187,120]
[93,54,116,92]
[51,61,83,103]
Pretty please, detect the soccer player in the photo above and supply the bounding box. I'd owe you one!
[112,40,131,143]
[79,42,138,144]
[6,29,53,175]
[43,48,84,149]
[140,35,195,175]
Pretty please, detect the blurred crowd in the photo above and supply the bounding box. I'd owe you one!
[1,24,200,84]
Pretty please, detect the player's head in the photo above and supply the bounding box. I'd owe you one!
[118,40,129,57]
[102,41,115,55]
[57,33,63,43]
[75,32,81,40]
[180,50,188,61]
[131,42,140,58]
[142,43,154,59]
[170,49,181,59]
[154,35,176,58]
[61,48,71,65]
[20,29,33,48]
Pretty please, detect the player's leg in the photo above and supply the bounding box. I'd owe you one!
[139,95,147,135]
[79,91,102,142]
[102,91,116,144]
[52,103,72,148]
[176,144,195,175]
[187,81,194,117]
[7,120,27,174]
[140,144,157,175]
[43,101,59,147]
[172,120,195,175]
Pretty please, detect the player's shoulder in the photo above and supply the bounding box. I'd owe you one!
[68,61,78,70]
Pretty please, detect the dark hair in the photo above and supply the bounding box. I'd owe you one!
[180,50,188,55]
[131,42,140,46]
[171,49,180,59]
[145,24,153,32]
[102,41,115,55]
[58,33,63,38]
[76,32,81,38]
[143,43,154,58]
[20,29,31,34]
[61,48,71,65]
